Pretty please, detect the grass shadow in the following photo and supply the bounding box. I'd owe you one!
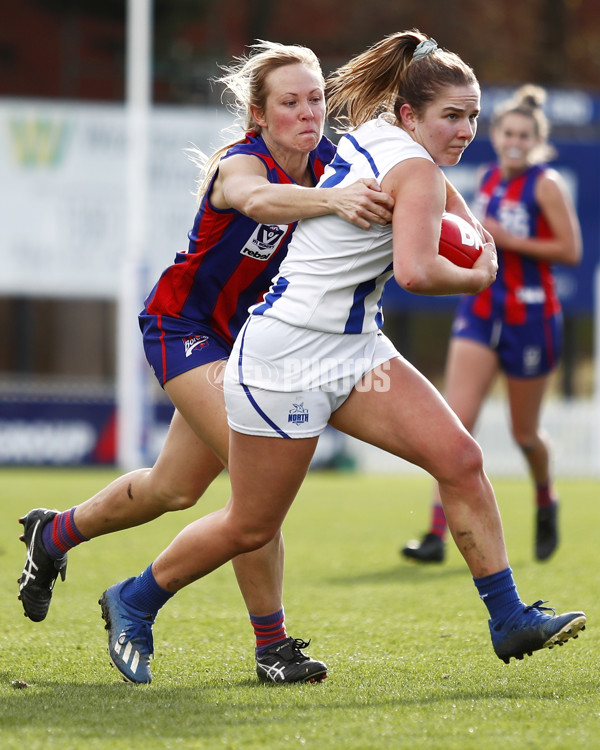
[327,562,468,586]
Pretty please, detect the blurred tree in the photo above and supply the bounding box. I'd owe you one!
[2,0,599,102]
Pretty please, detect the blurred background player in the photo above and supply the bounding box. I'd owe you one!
[402,84,583,565]
[17,40,393,684]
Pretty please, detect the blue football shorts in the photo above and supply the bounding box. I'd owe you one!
[139,312,231,387]
[451,307,563,378]
[223,315,400,438]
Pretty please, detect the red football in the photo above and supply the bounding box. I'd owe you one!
[439,212,483,268]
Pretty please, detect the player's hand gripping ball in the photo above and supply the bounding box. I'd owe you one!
[438,212,483,268]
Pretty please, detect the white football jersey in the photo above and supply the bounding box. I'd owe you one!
[251,116,433,333]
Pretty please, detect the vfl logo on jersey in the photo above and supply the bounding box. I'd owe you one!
[498,201,530,238]
[240,224,287,261]
[184,335,209,357]
[288,402,309,425]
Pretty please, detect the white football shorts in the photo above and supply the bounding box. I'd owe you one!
[223,315,399,438]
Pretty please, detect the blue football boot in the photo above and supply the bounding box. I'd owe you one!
[99,579,155,684]
[490,600,586,664]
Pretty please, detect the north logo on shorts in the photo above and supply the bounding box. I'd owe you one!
[240,224,286,261]
[288,402,309,425]
[184,335,209,358]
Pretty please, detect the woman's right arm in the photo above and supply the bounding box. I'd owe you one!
[211,154,394,229]
[385,158,497,296]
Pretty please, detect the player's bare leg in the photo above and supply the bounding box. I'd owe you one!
[331,355,508,577]
[92,364,326,683]
[167,367,286,616]
[98,434,324,684]
[506,373,552,487]
[151,433,317,590]
[507,373,559,560]
[402,338,498,562]
[74,409,224,536]
[330,356,585,662]
[21,363,294,655]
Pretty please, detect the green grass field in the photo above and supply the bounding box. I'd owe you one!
[0,468,598,749]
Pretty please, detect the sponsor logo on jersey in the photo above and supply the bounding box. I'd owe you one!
[288,402,309,425]
[516,286,546,304]
[183,335,209,357]
[240,224,286,261]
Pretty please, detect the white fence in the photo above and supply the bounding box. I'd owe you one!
[345,397,600,478]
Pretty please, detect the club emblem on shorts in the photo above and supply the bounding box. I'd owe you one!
[184,335,209,358]
[452,315,468,334]
[523,346,541,375]
[288,402,309,425]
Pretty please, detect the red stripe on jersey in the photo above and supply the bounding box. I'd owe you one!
[147,209,234,318]
[472,285,492,318]
[481,168,503,201]
[502,175,527,324]
[541,262,560,317]
[535,212,561,318]
[471,163,562,327]
[503,252,526,324]
[471,168,500,320]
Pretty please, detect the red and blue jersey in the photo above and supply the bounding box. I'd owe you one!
[143,132,336,347]
[465,163,561,325]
